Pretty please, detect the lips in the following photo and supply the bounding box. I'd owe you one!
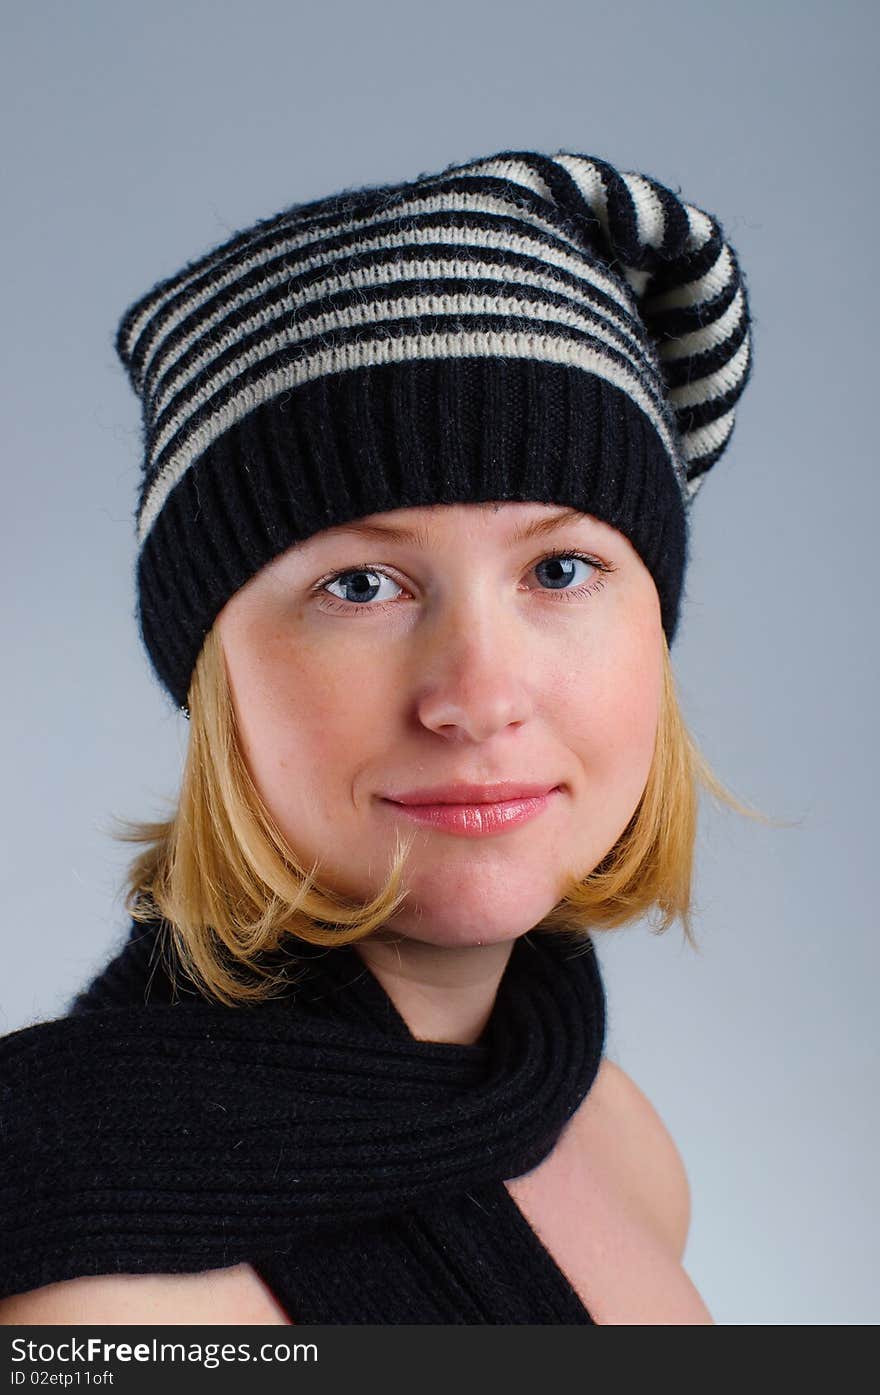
[382,789,560,838]
[384,781,561,806]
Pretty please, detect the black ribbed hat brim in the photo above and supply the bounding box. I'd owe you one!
[137,357,687,710]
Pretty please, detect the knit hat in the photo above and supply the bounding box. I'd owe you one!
[115,148,754,714]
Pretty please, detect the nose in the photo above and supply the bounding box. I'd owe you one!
[412,595,535,743]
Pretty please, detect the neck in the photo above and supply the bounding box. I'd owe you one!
[352,934,515,1045]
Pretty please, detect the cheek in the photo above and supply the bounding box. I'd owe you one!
[556,616,662,785]
[229,631,378,795]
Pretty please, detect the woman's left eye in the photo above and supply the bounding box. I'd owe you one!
[313,551,615,614]
[532,551,610,595]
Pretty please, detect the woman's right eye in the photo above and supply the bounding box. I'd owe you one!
[321,568,401,609]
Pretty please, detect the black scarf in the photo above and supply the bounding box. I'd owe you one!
[0,916,606,1324]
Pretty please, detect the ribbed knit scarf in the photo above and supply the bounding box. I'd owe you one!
[0,918,606,1324]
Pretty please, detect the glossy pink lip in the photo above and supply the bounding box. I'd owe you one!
[380,787,562,838]
[385,782,560,805]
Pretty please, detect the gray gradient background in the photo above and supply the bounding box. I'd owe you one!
[1,0,876,1326]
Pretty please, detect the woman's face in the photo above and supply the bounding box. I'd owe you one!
[215,501,664,949]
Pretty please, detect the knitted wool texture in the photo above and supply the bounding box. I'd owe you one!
[114,147,755,711]
[0,918,605,1324]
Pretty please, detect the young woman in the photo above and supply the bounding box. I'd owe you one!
[0,146,761,1325]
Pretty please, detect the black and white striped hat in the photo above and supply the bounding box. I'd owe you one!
[115,147,754,712]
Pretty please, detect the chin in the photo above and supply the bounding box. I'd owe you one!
[380,896,552,949]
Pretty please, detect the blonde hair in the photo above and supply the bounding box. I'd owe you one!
[109,623,783,1007]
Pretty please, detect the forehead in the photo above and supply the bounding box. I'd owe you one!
[299,501,601,550]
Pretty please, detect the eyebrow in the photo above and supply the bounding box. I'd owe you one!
[325,506,589,549]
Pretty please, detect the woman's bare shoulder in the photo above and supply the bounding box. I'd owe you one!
[0,1263,291,1326]
[574,1055,693,1259]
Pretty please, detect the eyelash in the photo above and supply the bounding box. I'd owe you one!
[311,549,617,616]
